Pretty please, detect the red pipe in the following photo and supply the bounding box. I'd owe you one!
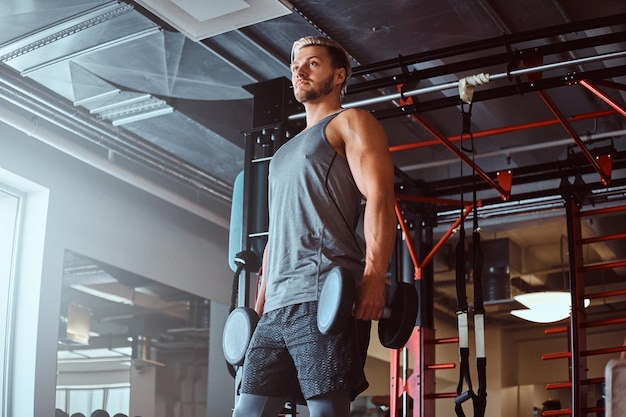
[395,200,421,277]
[542,346,626,362]
[577,204,626,217]
[394,198,474,272]
[431,337,460,345]
[581,346,626,357]
[584,377,606,386]
[546,382,571,390]
[579,80,626,117]
[542,409,572,416]
[542,352,571,360]
[389,348,400,417]
[547,377,607,391]
[421,204,473,270]
[581,259,626,272]
[538,90,611,185]
[579,232,626,245]
[582,317,626,328]
[426,363,456,370]
[545,326,568,335]
[425,393,457,399]
[585,288,626,299]
[389,109,617,153]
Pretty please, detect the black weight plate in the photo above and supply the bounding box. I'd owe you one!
[222,307,259,366]
[317,266,356,335]
[378,281,418,349]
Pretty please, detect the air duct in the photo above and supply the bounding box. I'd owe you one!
[479,238,522,303]
[134,0,292,41]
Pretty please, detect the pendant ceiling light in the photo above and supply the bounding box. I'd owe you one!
[511,291,590,323]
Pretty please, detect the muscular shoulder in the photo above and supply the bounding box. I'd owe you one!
[326,108,385,157]
[335,107,376,126]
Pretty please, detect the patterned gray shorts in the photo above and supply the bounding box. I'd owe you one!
[239,301,371,401]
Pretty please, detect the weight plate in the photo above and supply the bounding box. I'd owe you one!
[378,281,418,349]
[222,307,258,366]
[317,267,356,335]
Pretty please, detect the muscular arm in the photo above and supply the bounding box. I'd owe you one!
[337,109,396,321]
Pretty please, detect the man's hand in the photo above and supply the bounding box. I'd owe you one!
[353,272,386,321]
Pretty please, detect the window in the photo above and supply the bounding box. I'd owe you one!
[0,186,22,416]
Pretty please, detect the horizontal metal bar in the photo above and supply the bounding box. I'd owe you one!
[580,260,626,272]
[584,288,626,300]
[545,326,568,335]
[582,317,626,329]
[578,204,626,217]
[429,337,460,345]
[375,64,626,118]
[348,30,626,95]
[579,232,626,245]
[390,109,617,154]
[424,392,457,400]
[425,363,456,370]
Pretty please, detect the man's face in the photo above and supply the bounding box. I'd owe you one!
[290,45,342,103]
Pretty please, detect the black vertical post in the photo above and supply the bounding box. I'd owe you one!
[564,193,587,417]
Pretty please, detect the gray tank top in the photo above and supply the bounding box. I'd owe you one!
[264,111,365,312]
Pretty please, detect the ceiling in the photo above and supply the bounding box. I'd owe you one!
[2,0,626,356]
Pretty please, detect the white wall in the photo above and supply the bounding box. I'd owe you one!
[0,119,235,416]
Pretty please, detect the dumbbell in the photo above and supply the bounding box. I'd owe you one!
[317,266,418,349]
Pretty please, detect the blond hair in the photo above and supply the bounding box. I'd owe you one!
[291,36,352,94]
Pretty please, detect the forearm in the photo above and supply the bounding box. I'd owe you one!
[354,192,396,320]
[363,193,396,280]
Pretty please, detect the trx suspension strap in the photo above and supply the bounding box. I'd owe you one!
[471,138,487,417]
[454,77,488,416]
[454,101,475,417]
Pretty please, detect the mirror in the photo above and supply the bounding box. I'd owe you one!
[56,250,211,417]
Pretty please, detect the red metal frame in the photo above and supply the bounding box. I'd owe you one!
[537,90,612,185]
[386,70,625,417]
[410,112,512,200]
[391,196,475,417]
[389,109,618,153]
[394,196,475,275]
[396,85,512,200]
[579,79,626,117]
[541,201,626,417]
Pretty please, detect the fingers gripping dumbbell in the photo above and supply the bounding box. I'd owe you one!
[317,266,418,349]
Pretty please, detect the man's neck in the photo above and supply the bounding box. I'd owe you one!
[303,99,343,128]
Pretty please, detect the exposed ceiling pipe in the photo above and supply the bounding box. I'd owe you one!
[0,101,230,229]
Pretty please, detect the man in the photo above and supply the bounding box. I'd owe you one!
[232,36,396,417]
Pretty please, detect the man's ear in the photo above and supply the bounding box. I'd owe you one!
[335,68,346,86]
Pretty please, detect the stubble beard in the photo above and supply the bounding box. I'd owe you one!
[295,74,335,103]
